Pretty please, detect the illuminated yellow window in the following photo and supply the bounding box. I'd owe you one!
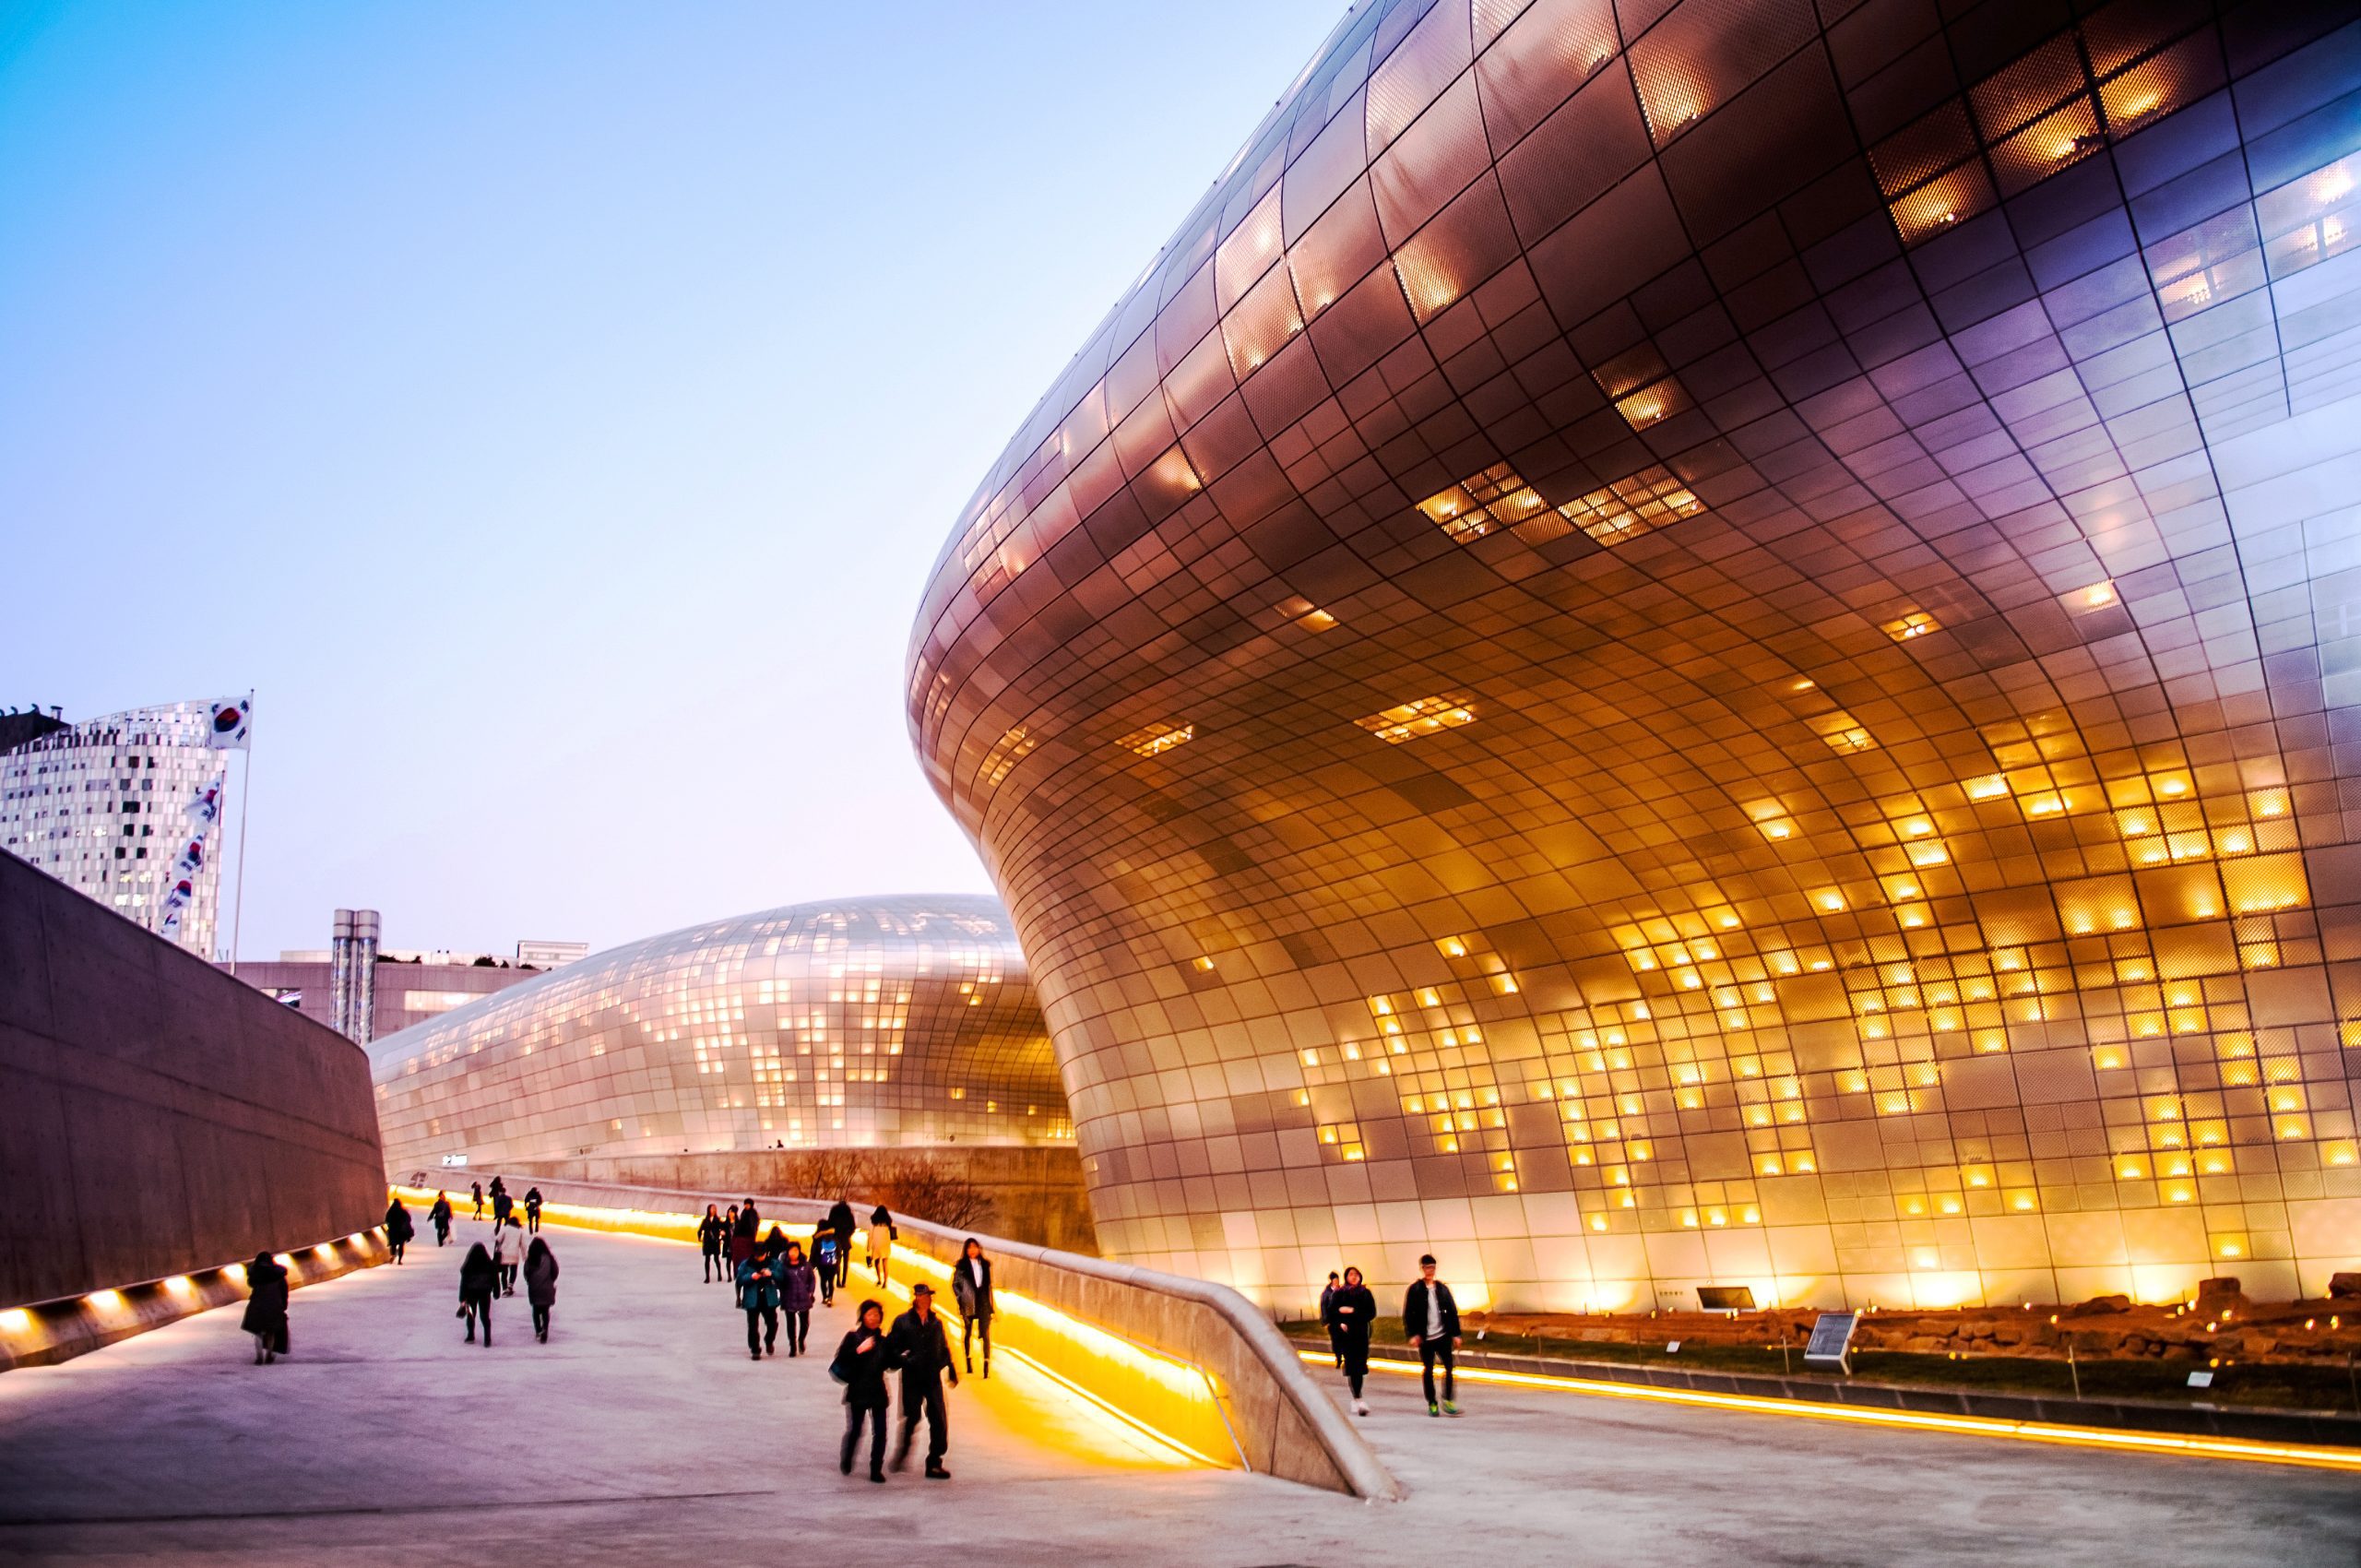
[1355,695,1475,744]
[1881,612,1938,642]
[1117,722,1193,757]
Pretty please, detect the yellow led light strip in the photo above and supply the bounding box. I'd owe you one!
[1299,1351,2361,1472]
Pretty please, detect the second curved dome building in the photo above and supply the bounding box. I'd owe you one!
[370,894,1074,1174]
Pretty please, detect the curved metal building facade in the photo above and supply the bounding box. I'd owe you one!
[909,0,2361,1311]
[370,895,1072,1170]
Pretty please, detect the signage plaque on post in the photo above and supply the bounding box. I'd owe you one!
[1803,1310,1858,1374]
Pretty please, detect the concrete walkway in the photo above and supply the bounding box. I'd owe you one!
[2,1218,2356,1564]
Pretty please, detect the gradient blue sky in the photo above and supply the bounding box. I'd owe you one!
[0,0,1347,958]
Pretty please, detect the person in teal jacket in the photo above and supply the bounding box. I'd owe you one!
[736,1242,780,1360]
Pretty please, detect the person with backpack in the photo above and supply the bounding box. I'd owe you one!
[524,1186,544,1233]
[736,1236,780,1360]
[384,1197,415,1265]
[775,1233,816,1357]
[698,1204,727,1283]
[241,1251,290,1364]
[832,1299,892,1482]
[1320,1270,1343,1367]
[1332,1265,1377,1416]
[887,1283,958,1479]
[429,1191,454,1247]
[866,1205,895,1289]
[492,1216,526,1296]
[952,1237,993,1379]
[522,1235,560,1342]
[1403,1253,1462,1417]
[458,1242,498,1345]
[813,1229,841,1306]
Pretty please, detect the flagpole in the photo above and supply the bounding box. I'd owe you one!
[230,738,252,976]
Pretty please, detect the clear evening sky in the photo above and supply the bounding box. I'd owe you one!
[0,1,1347,959]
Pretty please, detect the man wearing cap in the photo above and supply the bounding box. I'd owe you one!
[1402,1253,1463,1416]
[887,1282,960,1479]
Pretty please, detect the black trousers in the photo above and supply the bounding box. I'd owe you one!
[1341,1334,1370,1397]
[463,1293,492,1342]
[531,1304,551,1337]
[389,1241,405,1263]
[818,1264,836,1303]
[896,1377,947,1466]
[785,1309,810,1354]
[499,1263,517,1294]
[842,1402,886,1475]
[1419,1336,1455,1405]
[963,1313,991,1368]
[434,1221,450,1246]
[745,1304,777,1355]
[704,1251,723,1282]
[527,1209,540,1232]
[1328,1324,1345,1366]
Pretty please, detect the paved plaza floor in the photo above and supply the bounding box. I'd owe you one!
[2,1219,2356,1565]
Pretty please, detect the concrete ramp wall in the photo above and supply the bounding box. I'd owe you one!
[0,850,387,1310]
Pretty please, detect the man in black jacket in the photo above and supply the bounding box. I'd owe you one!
[887,1283,960,1479]
[1402,1253,1462,1416]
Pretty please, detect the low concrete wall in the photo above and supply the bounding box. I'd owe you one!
[0,850,387,1308]
[0,1229,391,1371]
[454,1145,1097,1253]
[397,1175,1397,1499]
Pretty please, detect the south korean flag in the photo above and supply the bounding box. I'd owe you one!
[185,775,226,830]
[172,837,207,880]
[206,693,254,749]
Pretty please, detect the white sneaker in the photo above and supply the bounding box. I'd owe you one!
[1353,1399,1370,1416]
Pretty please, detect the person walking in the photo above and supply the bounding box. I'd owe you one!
[776,1234,816,1357]
[1403,1253,1462,1416]
[698,1204,728,1283]
[813,1228,841,1306]
[492,1216,526,1297]
[492,1184,513,1229]
[736,1236,780,1360]
[458,1241,498,1345]
[952,1238,993,1379]
[470,1180,484,1219]
[524,1186,544,1233]
[1332,1265,1377,1416]
[430,1190,454,1247]
[866,1205,895,1289]
[833,1299,892,1482]
[523,1235,560,1342]
[241,1251,290,1364]
[887,1282,958,1479]
[826,1195,858,1288]
[385,1197,415,1265]
[1320,1270,1343,1368]
[727,1206,754,1277]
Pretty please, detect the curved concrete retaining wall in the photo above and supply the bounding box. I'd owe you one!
[0,1230,390,1372]
[399,1174,1396,1499]
[0,850,387,1309]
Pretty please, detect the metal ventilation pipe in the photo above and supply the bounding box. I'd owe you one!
[350,909,382,1046]
[329,909,356,1039]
